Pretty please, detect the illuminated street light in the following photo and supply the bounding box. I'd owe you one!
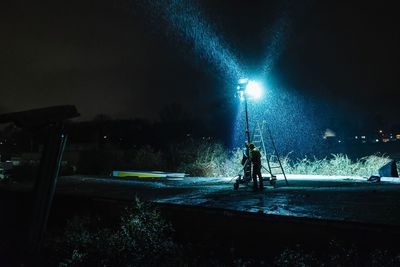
[245,81,263,100]
[236,78,263,143]
[237,79,263,101]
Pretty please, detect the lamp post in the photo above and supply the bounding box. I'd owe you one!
[234,78,263,190]
[237,78,262,144]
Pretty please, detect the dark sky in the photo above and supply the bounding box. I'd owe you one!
[1,0,399,127]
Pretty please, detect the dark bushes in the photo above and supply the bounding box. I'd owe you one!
[45,199,180,266]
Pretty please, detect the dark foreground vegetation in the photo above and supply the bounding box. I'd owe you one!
[1,191,399,267]
[43,199,180,266]
[39,199,400,266]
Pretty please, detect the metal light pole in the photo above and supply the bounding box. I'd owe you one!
[243,93,251,144]
[237,78,264,145]
[237,78,251,144]
[234,78,264,190]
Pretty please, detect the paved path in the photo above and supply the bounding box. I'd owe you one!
[56,175,400,226]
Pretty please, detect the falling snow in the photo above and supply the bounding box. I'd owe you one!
[138,0,243,81]
[136,0,330,156]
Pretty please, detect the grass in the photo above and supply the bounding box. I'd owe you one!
[2,140,397,181]
[177,143,243,177]
[283,154,393,177]
[177,142,398,177]
[270,241,400,267]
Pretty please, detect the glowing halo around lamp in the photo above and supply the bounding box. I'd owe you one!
[237,79,263,101]
[245,81,263,100]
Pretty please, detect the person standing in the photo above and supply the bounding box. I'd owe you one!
[249,143,263,191]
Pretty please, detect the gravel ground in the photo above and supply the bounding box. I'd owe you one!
[54,174,400,226]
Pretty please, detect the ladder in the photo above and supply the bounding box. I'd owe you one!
[252,121,289,186]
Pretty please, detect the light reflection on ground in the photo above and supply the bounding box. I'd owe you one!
[51,174,400,226]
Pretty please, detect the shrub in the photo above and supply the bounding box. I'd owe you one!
[120,145,166,171]
[273,245,319,267]
[45,198,180,266]
[272,240,400,267]
[74,141,397,178]
[176,141,249,177]
[287,154,391,177]
[177,141,228,177]
[178,141,394,177]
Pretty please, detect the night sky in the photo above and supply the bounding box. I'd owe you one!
[1,0,399,129]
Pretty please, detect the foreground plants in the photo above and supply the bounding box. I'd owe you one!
[45,199,179,267]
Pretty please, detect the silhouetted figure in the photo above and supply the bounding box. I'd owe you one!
[249,143,263,191]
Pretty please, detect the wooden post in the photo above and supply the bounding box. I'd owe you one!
[28,122,68,256]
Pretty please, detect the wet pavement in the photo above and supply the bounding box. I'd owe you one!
[55,175,400,226]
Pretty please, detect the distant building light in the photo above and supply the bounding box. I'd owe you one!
[323,128,336,139]
[375,139,379,142]
[396,134,400,140]
[355,136,358,139]
[338,140,342,143]
[103,135,107,139]
[361,136,366,139]
[382,138,390,143]
[379,130,383,134]
[0,142,2,145]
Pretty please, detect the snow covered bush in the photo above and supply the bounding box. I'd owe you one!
[176,143,240,177]
[45,199,179,267]
[179,141,394,177]
[287,154,391,176]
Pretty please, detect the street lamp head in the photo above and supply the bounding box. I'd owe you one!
[237,78,263,101]
[245,81,262,100]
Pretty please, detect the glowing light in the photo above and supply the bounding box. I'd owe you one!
[237,79,263,101]
[245,81,263,100]
[324,129,336,139]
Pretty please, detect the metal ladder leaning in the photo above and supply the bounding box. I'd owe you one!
[252,121,289,186]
